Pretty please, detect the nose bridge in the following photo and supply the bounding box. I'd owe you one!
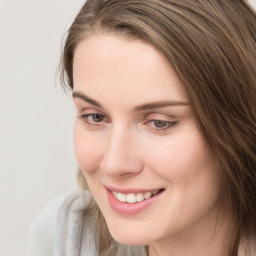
[100,123,142,177]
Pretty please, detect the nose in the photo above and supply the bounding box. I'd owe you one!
[99,126,143,179]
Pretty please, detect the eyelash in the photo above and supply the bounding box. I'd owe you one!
[79,113,107,128]
[146,119,178,134]
[78,113,178,134]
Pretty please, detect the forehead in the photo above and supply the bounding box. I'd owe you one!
[73,34,188,103]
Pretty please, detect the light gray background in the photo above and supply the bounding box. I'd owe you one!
[0,0,256,255]
[0,1,84,255]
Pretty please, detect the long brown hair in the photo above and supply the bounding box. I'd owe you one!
[60,1,256,255]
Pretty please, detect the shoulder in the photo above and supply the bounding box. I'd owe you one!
[23,189,91,256]
[23,188,147,256]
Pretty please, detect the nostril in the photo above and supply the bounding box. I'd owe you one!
[119,172,138,178]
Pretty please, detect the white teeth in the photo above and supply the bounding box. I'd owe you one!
[144,192,152,199]
[136,193,144,202]
[112,190,160,204]
[127,193,136,203]
[117,193,127,202]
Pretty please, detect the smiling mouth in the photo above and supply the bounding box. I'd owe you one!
[111,189,164,204]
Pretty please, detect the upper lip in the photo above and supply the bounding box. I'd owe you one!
[104,185,164,194]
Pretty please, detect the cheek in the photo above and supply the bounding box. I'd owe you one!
[144,133,221,226]
[144,131,217,184]
[73,122,103,174]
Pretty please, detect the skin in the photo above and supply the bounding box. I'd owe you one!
[72,34,233,256]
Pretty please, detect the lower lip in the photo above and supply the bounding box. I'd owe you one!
[106,189,164,216]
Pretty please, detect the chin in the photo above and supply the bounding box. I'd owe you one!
[112,234,149,246]
[106,223,153,246]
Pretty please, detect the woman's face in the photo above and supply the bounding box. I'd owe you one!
[72,35,221,247]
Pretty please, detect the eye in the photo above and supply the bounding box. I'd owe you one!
[153,120,170,128]
[78,112,108,128]
[146,119,178,134]
[89,113,104,122]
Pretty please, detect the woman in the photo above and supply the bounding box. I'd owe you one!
[25,0,256,255]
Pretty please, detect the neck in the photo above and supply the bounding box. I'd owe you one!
[148,210,234,256]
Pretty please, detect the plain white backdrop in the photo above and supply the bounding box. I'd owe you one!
[0,0,255,255]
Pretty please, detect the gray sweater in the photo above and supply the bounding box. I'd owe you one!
[23,189,147,256]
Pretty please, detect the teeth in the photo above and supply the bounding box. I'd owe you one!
[144,192,152,199]
[112,190,160,204]
[152,190,158,196]
[136,193,144,202]
[117,192,127,202]
[127,193,136,203]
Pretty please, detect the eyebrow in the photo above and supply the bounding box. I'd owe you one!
[72,91,190,111]
[73,91,102,107]
[134,100,190,111]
